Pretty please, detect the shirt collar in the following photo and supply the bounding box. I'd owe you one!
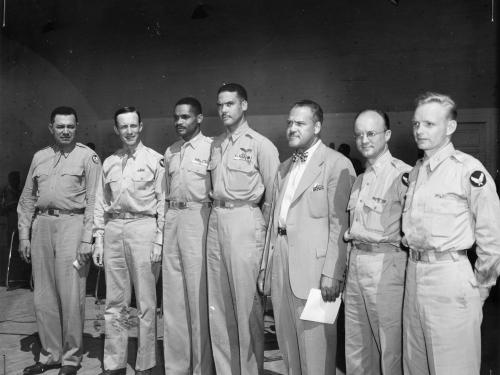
[368,149,392,176]
[121,141,144,159]
[227,121,249,143]
[426,142,455,171]
[304,139,321,162]
[182,131,204,150]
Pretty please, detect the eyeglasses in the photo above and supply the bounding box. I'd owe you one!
[353,130,386,140]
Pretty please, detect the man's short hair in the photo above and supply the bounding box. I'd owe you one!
[50,106,78,123]
[217,83,248,101]
[292,99,324,124]
[415,92,457,120]
[354,109,391,130]
[114,106,141,125]
[175,97,202,115]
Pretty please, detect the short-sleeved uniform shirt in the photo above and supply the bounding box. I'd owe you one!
[347,150,411,245]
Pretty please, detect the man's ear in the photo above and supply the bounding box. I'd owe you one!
[314,121,322,135]
[446,119,457,136]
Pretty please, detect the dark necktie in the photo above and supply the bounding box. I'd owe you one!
[292,150,308,163]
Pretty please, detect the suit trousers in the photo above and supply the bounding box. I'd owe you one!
[271,234,337,375]
[31,214,88,367]
[103,217,159,371]
[162,205,214,375]
[345,248,407,375]
[403,257,482,375]
[206,205,265,375]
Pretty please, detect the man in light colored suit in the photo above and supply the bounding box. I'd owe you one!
[258,100,355,374]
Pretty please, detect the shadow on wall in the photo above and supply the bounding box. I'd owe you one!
[0,35,100,184]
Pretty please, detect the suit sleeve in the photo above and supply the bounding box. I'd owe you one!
[322,156,356,280]
[260,171,279,273]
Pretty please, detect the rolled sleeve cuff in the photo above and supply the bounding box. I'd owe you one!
[80,230,93,244]
[18,228,30,240]
[154,231,163,246]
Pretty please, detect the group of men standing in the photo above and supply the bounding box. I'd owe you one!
[16,84,500,375]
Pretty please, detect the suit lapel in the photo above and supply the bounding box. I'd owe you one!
[291,142,326,204]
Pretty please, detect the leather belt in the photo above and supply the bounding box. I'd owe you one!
[167,200,212,209]
[277,227,287,236]
[37,208,85,216]
[409,249,467,263]
[213,199,258,209]
[353,242,401,253]
[108,212,155,220]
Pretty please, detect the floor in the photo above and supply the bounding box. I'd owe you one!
[0,282,499,375]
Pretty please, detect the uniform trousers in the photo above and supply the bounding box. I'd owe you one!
[271,234,337,375]
[31,214,88,367]
[345,247,407,375]
[206,205,265,375]
[403,256,482,375]
[103,217,159,371]
[162,205,213,375]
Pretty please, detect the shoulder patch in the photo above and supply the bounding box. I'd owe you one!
[470,170,486,187]
[159,158,165,168]
[401,172,409,187]
[92,154,99,164]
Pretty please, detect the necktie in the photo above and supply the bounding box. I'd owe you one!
[292,150,308,163]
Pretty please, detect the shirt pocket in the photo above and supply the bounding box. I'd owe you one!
[306,185,328,218]
[363,197,386,233]
[425,193,467,237]
[188,162,209,177]
[226,158,257,192]
[133,170,155,192]
[60,167,85,195]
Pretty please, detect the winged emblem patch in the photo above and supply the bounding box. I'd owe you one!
[470,170,486,187]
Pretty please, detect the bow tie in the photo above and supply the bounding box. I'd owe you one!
[292,150,308,163]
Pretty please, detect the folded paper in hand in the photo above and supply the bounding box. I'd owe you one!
[300,288,341,324]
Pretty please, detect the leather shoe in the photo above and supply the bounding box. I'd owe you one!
[98,369,127,375]
[23,362,61,375]
[136,369,152,375]
[58,365,78,375]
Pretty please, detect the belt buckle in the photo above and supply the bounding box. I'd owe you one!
[178,201,187,209]
[48,208,59,216]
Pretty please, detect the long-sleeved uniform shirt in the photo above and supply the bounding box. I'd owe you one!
[403,142,500,288]
[93,142,165,245]
[164,132,212,203]
[347,150,411,245]
[208,121,279,223]
[17,143,101,243]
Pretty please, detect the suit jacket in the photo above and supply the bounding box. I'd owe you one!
[261,141,355,299]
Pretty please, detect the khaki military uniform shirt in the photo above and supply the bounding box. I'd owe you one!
[209,121,279,222]
[165,132,212,202]
[347,150,411,245]
[403,142,500,287]
[93,142,165,245]
[17,143,101,243]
